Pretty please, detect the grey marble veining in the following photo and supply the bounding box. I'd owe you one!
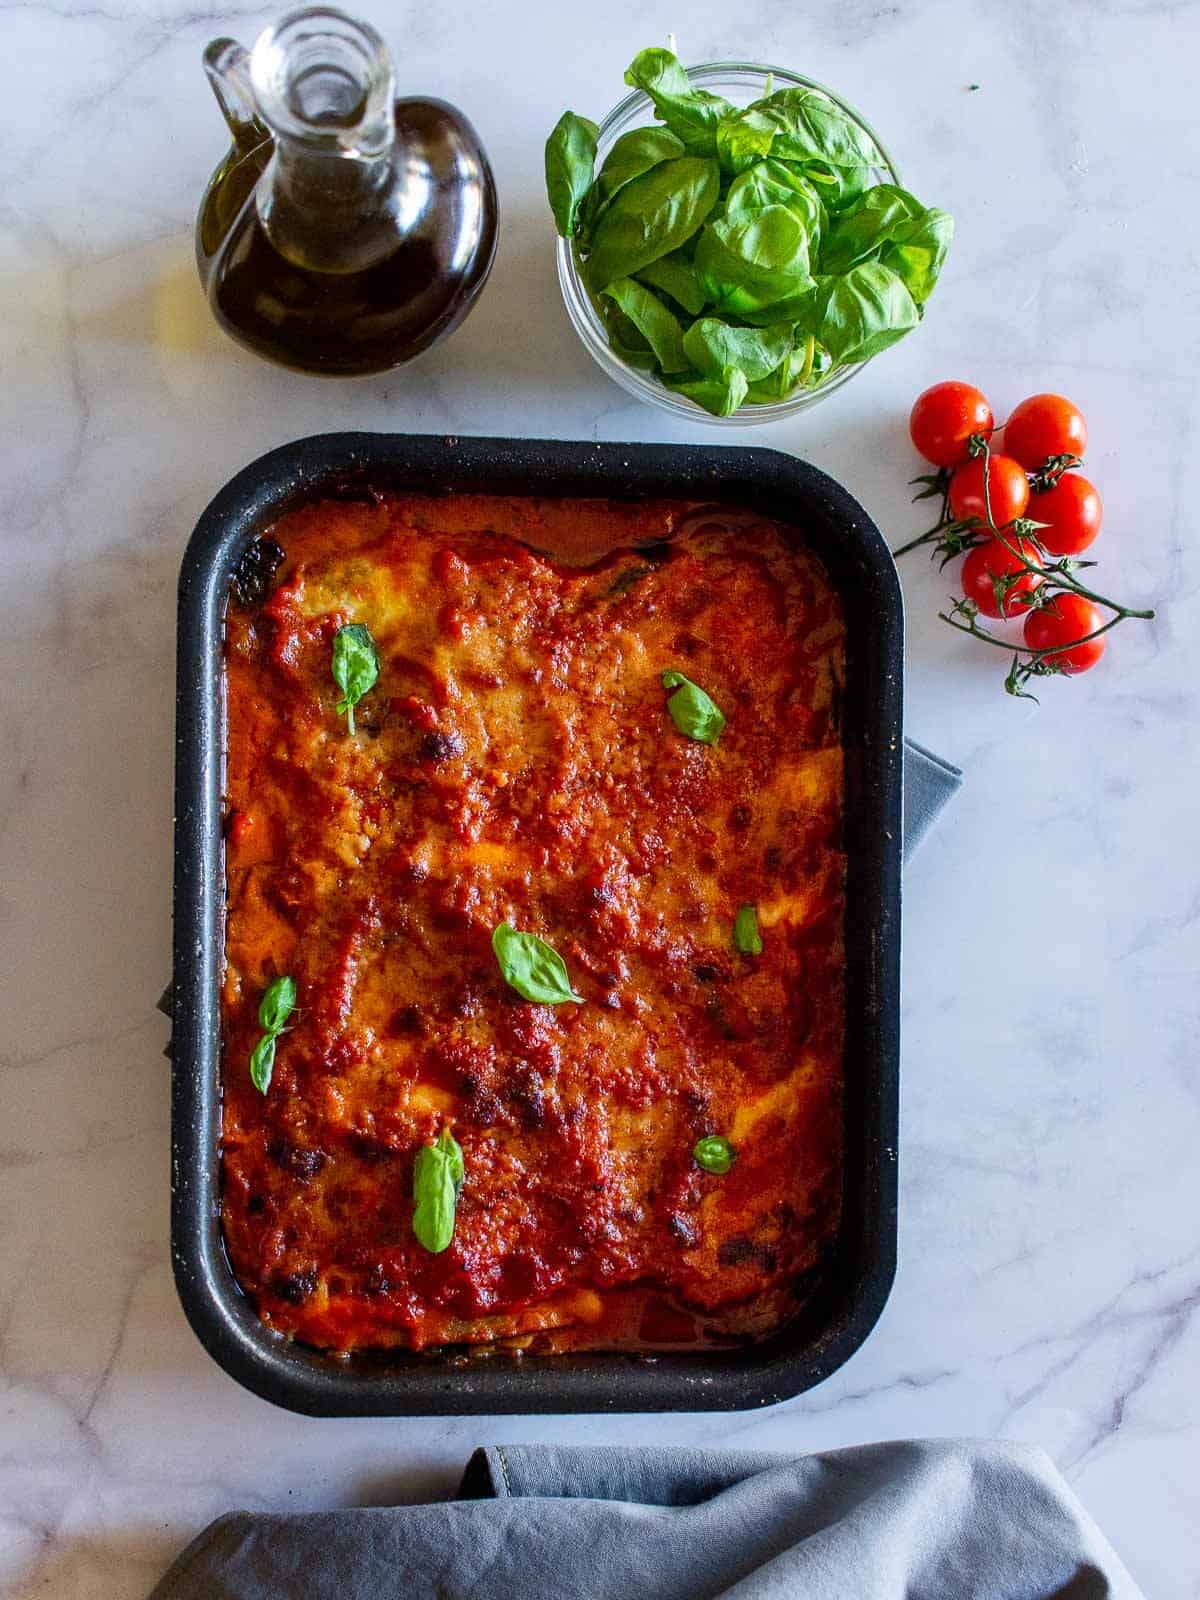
[2,1,1198,1595]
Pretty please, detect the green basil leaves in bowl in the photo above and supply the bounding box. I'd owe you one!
[548,50,952,422]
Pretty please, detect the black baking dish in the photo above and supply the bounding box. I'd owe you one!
[172,431,902,1415]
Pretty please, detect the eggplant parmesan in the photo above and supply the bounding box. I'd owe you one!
[220,493,846,1353]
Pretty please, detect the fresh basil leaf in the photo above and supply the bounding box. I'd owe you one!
[731,283,821,329]
[695,207,813,314]
[693,1134,736,1174]
[765,158,828,211]
[596,296,659,370]
[545,111,600,238]
[746,337,816,402]
[882,207,953,304]
[331,622,379,736]
[492,922,583,1005]
[412,1127,464,1254]
[623,47,736,155]
[747,86,882,171]
[665,366,750,418]
[662,668,726,741]
[725,162,824,244]
[596,126,685,204]
[819,183,924,274]
[258,974,297,1036]
[733,904,763,955]
[682,318,793,383]
[439,1125,465,1191]
[714,107,777,174]
[818,185,953,301]
[601,278,689,372]
[709,205,813,277]
[249,1032,276,1095]
[634,250,707,316]
[607,335,660,372]
[799,158,871,212]
[585,156,721,291]
[814,260,919,365]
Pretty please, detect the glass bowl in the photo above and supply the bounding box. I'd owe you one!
[556,61,901,426]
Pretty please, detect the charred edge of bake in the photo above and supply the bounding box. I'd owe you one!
[232,538,286,607]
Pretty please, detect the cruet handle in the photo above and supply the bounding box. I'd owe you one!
[204,38,266,148]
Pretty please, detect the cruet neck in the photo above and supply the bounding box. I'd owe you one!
[206,6,396,162]
[252,6,396,159]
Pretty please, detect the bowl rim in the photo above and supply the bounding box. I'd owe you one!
[556,59,902,425]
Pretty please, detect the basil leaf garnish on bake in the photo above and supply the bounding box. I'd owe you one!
[331,622,380,735]
[249,974,296,1094]
[693,1134,736,1174]
[733,904,763,955]
[492,922,584,1005]
[249,1034,277,1095]
[412,1127,465,1254]
[662,669,725,744]
[258,974,297,1034]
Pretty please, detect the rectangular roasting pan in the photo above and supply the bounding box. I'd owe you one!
[172,432,902,1416]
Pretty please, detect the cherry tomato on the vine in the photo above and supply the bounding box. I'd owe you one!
[1023,592,1106,674]
[1028,474,1102,556]
[961,537,1042,619]
[909,381,994,467]
[949,454,1030,528]
[1003,393,1088,471]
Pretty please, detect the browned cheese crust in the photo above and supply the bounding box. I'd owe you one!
[220,494,845,1352]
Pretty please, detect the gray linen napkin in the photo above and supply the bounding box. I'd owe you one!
[902,737,962,857]
[149,1440,1142,1599]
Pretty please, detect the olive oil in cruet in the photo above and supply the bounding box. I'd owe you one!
[196,6,498,375]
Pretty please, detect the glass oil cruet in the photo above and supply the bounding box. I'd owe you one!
[196,6,498,376]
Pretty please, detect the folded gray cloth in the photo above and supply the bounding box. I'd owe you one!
[903,737,962,856]
[149,1440,1142,1599]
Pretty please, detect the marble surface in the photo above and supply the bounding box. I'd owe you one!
[2,0,1197,1595]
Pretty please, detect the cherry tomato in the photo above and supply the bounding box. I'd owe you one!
[961,537,1042,619]
[948,454,1030,528]
[909,381,994,467]
[1028,474,1103,556]
[1023,592,1106,674]
[1003,393,1088,471]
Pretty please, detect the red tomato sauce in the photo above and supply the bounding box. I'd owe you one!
[221,494,845,1353]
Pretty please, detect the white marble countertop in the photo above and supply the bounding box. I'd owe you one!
[3,1,1197,1595]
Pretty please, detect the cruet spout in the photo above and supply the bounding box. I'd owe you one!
[204,38,264,148]
[248,7,397,160]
